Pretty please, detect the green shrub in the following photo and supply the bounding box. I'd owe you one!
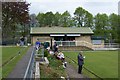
[44,49,49,57]
[38,49,42,54]
[41,42,44,46]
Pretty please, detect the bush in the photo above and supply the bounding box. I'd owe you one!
[41,42,44,46]
[44,49,49,57]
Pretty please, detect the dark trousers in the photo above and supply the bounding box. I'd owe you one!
[54,48,58,52]
[78,65,83,74]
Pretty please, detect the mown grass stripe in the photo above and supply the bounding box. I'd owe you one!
[1,47,26,67]
[65,55,103,80]
[2,47,29,78]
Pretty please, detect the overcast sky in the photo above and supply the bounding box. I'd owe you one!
[26,0,119,16]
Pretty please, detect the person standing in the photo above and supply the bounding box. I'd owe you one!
[78,51,84,74]
[35,39,41,50]
[20,36,25,46]
[53,42,58,52]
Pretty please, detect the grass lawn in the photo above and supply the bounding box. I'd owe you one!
[1,46,29,78]
[40,55,67,79]
[64,51,118,78]
[2,47,24,64]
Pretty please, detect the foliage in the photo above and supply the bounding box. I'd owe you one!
[36,6,119,43]
[29,14,39,27]
[54,12,62,26]
[74,7,93,27]
[44,12,55,27]
[109,13,119,43]
[2,1,119,43]
[93,13,119,43]
[44,49,49,57]
[37,13,45,27]
[40,56,67,78]
[37,12,55,27]
[61,11,72,27]
[118,15,120,43]
[2,2,120,43]
[36,11,73,27]
[93,13,109,41]
[2,2,30,42]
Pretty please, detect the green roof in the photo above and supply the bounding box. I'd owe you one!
[30,27,94,34]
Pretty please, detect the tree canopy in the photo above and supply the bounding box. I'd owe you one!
[74,7,93,27]
[2,2,30,43]
[2,3,119,43]
[109,13,119,43]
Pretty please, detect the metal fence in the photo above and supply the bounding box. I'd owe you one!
[24,46,35,80]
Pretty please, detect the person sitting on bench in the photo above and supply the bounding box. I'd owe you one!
[57,51,65,60]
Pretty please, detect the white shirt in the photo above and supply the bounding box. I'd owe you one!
[57,52,64,59]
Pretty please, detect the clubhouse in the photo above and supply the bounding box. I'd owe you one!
[30,27,97,50]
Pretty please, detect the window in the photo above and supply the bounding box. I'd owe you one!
[92,40,102,45]
[54,37,65,41]
[54,36,75,41]
[54,36,76,46]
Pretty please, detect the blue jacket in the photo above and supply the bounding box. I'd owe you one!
[78,54,84,65]
[35,41,41,46]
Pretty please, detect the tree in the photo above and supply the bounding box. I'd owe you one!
[61,11,71,27]
[44,12,55,27]
[53,12,61,26]
[68,17,76,27]
[74,7,93,27]
[109,13,119,43]
[2,2,30,43]
[30,14,39,27]
[84,11,93,28]
[118,15,120,43]
[93,13,109,42]
[37,12,45,27]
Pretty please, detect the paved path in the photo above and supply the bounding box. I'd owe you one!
[66,63,90,80]
[7,46,33,78]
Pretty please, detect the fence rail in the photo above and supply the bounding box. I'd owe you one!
[46,41,119,49]
[24,47,35,79]
[104,43,120,48]
[46,41,93,49]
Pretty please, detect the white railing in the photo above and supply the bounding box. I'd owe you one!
[93,43,120,50]
[104,43,120,48]
[55,41,75,46]
[45,41,120,50]
[50,41,93,49]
